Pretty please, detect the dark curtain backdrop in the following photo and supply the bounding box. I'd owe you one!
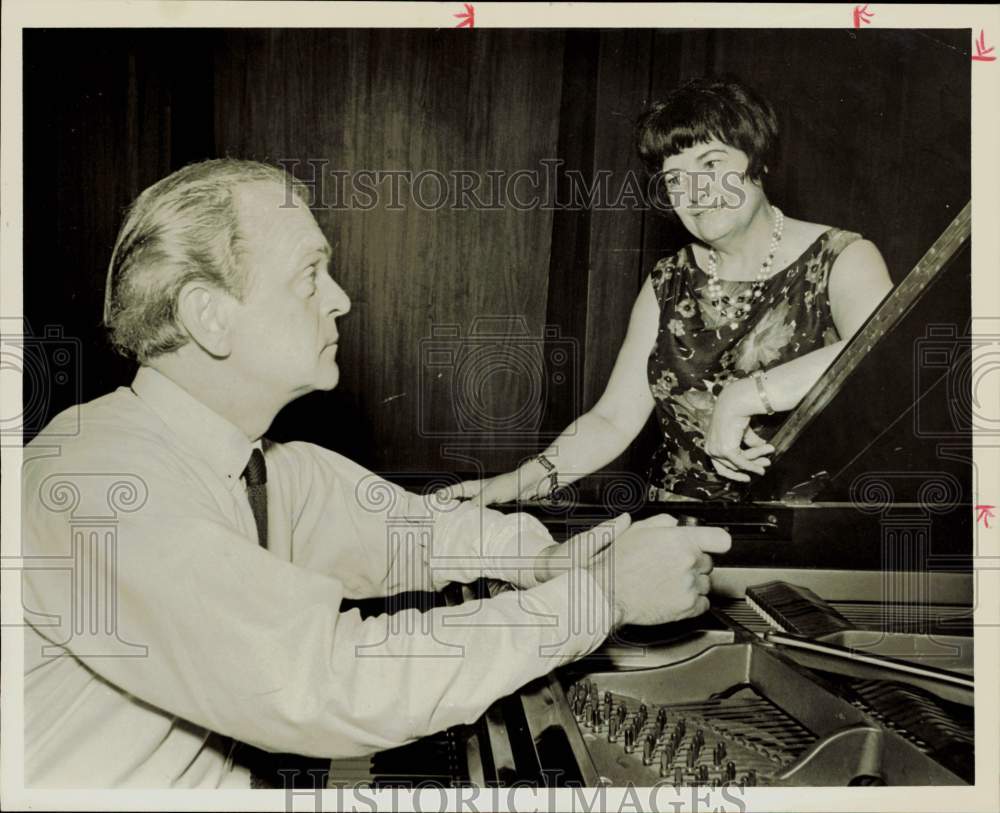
[23,28,970,485]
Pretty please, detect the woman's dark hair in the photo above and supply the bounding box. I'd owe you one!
[636,77,779,181]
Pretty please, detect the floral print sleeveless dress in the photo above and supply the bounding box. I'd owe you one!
[646,227,862,502]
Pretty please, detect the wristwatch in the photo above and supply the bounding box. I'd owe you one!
[534,453,560,497]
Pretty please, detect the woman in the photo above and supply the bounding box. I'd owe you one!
[448,77,893,504]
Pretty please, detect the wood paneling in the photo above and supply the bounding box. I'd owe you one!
[23,30,216,421]
[542,30,600,441]
[213,30,566,473]
[706,29,969,283]
[580,30,656,481]
[24,29,969,486]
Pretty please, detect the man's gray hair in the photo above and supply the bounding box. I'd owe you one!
[104,158,309,362]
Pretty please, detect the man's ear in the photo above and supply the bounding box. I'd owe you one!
[176,281,235,358]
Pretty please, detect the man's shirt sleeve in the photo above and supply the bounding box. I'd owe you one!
[274,442,556,595]
[22,442,612,759]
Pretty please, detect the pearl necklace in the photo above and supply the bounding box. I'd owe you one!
[705,206,784,330]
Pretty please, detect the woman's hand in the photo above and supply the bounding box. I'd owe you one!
[437,459,553,506]
[704,379,774,482]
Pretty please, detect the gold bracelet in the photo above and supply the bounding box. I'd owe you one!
[752,370,775,415]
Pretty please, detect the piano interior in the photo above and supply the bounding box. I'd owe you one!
[327,559,973,789]
[324,208,976,789]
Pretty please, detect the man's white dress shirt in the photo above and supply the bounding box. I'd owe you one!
[22,367,612,787]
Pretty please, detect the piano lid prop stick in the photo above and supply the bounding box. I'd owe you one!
[764,631,973,707]
[766,200,971,458]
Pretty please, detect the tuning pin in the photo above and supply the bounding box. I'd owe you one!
[624,726,635,753]
[590,705,603,731]
[642,736,655,766]
[686,748,697,769]
[584,701,595,727]
[699,765,709,783]
[608,715,619,743]
[746,769,757,787]
[659,748,671,777]
[674,766,684,787]
[726,761,736,782]
[657,707,667,727]
[617,704,628,724]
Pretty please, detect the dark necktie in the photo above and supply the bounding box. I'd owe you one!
[236,447,270,787]
[242,448,268,549]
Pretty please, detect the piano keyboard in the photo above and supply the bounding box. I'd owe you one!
[716,595,972,638]
[744,581,854,637]
[327,727,470,788]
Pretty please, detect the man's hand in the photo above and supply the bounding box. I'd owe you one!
[532,513,641,585]
[587,515,731,628]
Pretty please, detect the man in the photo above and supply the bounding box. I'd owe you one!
[22,159,729,788]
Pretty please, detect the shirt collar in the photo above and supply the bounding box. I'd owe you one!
[130,366,255,490]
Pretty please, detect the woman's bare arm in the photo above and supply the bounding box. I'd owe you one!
[446,277,661,504]
[706,239,893,480]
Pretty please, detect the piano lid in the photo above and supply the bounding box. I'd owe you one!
[745,203,972,506]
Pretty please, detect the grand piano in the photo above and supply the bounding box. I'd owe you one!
[321,205,975,789]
